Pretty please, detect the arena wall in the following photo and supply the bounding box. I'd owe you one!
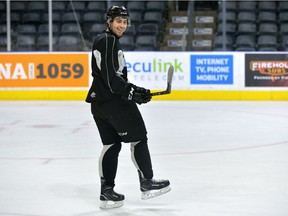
[1,52,288,100]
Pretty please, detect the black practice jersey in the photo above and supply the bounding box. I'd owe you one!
[86,31,129,103]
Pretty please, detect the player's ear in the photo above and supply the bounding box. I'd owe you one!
[106,18,112,29]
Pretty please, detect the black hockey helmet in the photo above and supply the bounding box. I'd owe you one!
[106,6,130,24]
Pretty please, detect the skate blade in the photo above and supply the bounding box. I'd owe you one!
[141,185,171,200]
[100,200,124,210]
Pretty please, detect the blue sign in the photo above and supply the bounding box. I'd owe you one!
[190,55,233,84]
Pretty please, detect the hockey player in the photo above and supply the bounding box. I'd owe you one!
[85,6,171,210]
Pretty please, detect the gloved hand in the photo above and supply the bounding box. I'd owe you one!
[123,84,152,105]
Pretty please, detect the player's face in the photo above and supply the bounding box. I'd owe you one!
[109,17,128,37]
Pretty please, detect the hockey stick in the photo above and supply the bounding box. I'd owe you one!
[150,65,174,96]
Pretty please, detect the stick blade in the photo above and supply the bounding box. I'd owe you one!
[167,65,174,84]
[149,65,174,97]
[166,65,174,93]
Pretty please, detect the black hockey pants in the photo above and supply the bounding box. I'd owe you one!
[91,98,154,186]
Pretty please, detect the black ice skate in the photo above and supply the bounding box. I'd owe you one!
[100,179,125,209]
[138,171,171,200]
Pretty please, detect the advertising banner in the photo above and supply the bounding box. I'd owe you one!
[245,53,288,87]
[125,52,237,90]
[190,54,233,85]
[0,53,89,87]
[0,52,287,100]
[125,52,189,90]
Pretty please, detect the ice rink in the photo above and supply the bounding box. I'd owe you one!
[0,100,288,216]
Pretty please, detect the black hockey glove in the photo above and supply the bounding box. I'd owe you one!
[123,84,152,105]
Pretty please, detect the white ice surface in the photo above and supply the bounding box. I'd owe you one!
[0,101,288,216]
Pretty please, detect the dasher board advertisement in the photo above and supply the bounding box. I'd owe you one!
[0,53,89,87]
[245,53,288,87]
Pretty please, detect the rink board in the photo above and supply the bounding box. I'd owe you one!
[1,90,288,101]
[1,52,288,100]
